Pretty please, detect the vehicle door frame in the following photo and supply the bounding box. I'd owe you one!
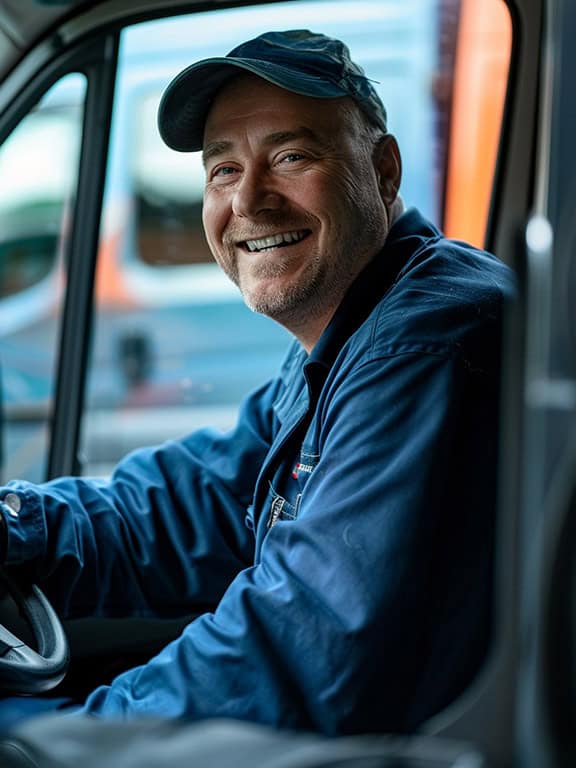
[0,32,119,480]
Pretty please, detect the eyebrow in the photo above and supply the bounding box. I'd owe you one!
[202,127,323,166]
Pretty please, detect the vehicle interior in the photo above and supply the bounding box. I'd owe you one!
[0,0,575,765]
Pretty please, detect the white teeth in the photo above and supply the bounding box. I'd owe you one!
[245,230,306,252]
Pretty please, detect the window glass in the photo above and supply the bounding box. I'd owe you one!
[0,73,86,482]
[81,0,511,476]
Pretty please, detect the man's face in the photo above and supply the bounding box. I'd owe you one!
[202,75,399,348]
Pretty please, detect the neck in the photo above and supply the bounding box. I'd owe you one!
[288,311,336,354]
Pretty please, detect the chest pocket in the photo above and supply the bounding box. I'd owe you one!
[267,447,319,528]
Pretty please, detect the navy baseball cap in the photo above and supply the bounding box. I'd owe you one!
[158,29,387,152]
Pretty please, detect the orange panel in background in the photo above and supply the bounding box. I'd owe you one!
[94,232,135,307]
[443,0,512,248]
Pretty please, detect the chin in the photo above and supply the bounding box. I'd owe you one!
[244,290,292,319]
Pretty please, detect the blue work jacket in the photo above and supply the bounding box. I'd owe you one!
[1,209,515,735]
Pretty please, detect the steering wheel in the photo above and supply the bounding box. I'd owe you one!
[0,566,69,694]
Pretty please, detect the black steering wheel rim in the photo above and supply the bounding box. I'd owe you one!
[0,566,69,694]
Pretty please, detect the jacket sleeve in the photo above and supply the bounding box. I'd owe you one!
[1,377,282,619]
[79,346,500,734]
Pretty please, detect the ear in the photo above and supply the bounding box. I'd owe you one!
[374,134,402,207]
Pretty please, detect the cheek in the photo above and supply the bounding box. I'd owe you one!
[320,162,371,206]
[202,194,226,251]
[337,162,385,219]
[316,177,365,228]
[340,164,375,201]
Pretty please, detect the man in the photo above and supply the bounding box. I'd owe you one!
[0,30,514,735]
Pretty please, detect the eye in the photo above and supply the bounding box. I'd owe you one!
[277,152,306,164]
[209,164,239,182]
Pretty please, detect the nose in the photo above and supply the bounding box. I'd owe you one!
[232,167,282,219]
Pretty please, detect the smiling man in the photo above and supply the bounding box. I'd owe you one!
[200,72,401,349]
[0,31,514,736]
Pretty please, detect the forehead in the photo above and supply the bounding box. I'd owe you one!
[203,73,355,145]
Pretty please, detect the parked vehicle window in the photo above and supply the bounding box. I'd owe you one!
[0,74,86,482]
[132,91,210,268]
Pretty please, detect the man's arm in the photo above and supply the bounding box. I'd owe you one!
[78,347,500,734]
[0,377,282,619]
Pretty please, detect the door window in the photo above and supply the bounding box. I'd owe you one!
[77,0,511,475]
[0,74,86,482]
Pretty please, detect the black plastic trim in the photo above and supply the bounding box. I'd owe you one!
[47,33,119,479]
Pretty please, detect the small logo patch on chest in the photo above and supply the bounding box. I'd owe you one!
[292,461,315,479]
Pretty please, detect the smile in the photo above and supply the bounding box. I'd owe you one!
[243,230,310,253]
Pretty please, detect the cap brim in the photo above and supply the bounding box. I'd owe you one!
[158,57,348,152]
